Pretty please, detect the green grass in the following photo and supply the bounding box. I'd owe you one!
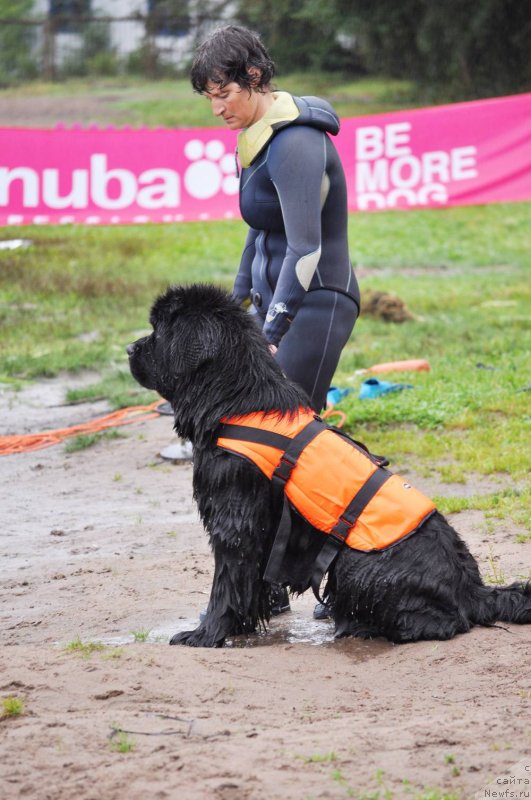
[101,647,125,660]
[2,77,526,539]
[109,729,135,753]
[435,488,530,534]
[299,751,338,764]
[130,629,150,642]
[66,370,155,409]
[1,202,530,532]
[317,765,465,800]
[0,74,424,128]
[1,696,24,717]
[63,636,106,658]
[64,429,126,453]
[1,203,529,383]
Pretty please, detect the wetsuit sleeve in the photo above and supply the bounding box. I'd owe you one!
[262,127,327,345]
[232,227,258,304]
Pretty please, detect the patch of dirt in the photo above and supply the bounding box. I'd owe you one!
[361,289,416,322]
[0,93,131,128]
[1,373,529,800]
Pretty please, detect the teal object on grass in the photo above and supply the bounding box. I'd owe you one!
[326,386,352,406]
[359,378,413,400]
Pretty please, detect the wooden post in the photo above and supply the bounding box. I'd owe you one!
[42,14,56,81]
[143,12,157,79]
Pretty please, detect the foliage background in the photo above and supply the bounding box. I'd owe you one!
[0,0,530,98]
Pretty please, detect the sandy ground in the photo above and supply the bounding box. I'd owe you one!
[0,92,143,128]
[0,373,530,800]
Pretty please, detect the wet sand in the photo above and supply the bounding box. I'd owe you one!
[1,375,530,799]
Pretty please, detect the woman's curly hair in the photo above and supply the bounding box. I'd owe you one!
[190,25,275,94]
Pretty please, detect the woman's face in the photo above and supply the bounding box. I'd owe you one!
[203,80,271,130]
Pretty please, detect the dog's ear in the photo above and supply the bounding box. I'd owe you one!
[179,316,222,372]
[150,286,187,326]
[151,284,227,373]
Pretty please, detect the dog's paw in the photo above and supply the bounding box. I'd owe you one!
[169,627,225,648]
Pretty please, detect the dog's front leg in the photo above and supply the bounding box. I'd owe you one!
[170,536,268,648]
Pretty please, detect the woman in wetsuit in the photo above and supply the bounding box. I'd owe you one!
[191,25,360,414]
[191,25,359,618]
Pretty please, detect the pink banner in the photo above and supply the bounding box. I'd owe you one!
[0,126,240,225]
[0,93,529,226]
[339,92,531,212]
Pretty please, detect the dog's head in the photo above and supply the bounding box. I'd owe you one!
[127,283,264,403]
[128,283,309,435]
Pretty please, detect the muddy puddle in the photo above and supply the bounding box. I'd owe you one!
[59,612,393,660]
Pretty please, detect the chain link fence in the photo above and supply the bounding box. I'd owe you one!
[0,13,226,83]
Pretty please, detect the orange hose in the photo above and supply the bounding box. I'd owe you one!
[0,401,161,456]
[1,401,347,455]
[321,408,346,427]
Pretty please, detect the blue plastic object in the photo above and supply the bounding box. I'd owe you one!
[359,378,413,400]
[326,386,352,406]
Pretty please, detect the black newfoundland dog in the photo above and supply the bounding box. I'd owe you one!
[128,284,531,647]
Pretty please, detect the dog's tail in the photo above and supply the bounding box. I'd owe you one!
[473,581,531,626]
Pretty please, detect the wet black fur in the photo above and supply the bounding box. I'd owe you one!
[128,283,531,647]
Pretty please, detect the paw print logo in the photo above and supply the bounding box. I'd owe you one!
[183,139,239,199]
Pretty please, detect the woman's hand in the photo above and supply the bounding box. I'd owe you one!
[269,344,278,356]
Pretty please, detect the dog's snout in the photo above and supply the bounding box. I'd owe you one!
[126,342,136,357]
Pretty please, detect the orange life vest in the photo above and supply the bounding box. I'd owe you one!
[217,408,435,553]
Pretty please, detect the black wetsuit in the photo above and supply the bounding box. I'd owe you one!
[232,94,360,412]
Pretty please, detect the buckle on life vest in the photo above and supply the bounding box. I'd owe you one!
[273,453,298,484]
[330,520,351,544]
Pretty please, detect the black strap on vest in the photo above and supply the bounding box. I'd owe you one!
[310,466,391,604]
[217,414,392,605]
[330,467,391,540]
[263,495,293,585]
[262,418,324,584]
[271,418,324,486]
[217,422,291,451]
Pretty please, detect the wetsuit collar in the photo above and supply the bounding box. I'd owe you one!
[237,91,300,168]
